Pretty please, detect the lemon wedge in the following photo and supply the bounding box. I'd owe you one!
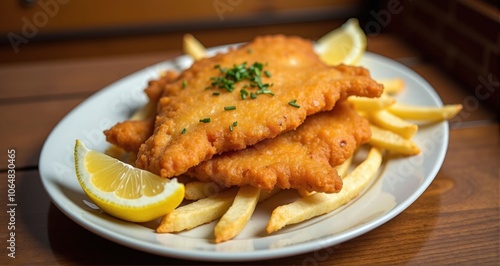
[316,18,367,65]
[74,140,184,222]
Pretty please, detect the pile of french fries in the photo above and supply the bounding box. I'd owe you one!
[127,34,463,243]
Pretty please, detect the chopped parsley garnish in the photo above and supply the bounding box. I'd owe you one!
[181,128,187,134]
[288,99,300,108]
[182,80,187,88]
[256,88,274,96]
[203,62,274,127]
[229,121,238,132]
[208,61,273,98]
[240,89,249,99]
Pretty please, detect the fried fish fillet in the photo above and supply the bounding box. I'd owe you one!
[105,101,369,193]
[104,71,179,153]
[186,101,370,193]
[104,118,154,153]
[134,35,383,178]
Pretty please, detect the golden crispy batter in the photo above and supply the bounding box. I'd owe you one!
[186,101,370,193]
[104,71,179,152]
[104,118,155,153]
[145,70,180,103]
[134,35,383,178]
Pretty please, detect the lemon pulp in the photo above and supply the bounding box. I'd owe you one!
[74,139,184,222]
[316,18,367,65]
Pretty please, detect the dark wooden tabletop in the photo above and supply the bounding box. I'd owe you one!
[0,32,498,265]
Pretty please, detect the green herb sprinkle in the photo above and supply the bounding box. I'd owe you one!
[288,99,300,108]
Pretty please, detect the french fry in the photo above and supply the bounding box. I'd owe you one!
[369,124,420,155]
[266,147,382,233]
[183,33,207,61]
[184,181,224,200]
[130,101,156,121]
[336,155,353,178]
[104,145,136,165]
[348,94,395,112]
[214,186,261,243]
[297,155,353,197]
[377,78,405,94]
[258,187,281,202]
[184,182,279,201]
[157,188,237,233]
[387,103,463,122]
[173,174,198,184]
[369,109,418,139]
[296,189,313,198]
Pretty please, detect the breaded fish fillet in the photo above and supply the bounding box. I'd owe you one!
[186,101,370,193]
[135,35,383,178]
[104,118,154,153]
[104,71,179,153]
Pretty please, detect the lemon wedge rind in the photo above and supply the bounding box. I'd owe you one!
[316,18,367,65]
[74,139,184,222]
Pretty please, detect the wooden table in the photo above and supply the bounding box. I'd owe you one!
[1,33,498,265]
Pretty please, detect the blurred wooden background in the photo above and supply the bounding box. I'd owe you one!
[0,0,368,62]
[389,0,499,111]
[1,0,498,111]
[0,2,498,264]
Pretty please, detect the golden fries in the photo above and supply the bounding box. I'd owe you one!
[258,187,281,202]
[378,78,405,95]
[214,186,261,243]
[157,188,237,233]
[347,94,395,111]
[369,125,420,155]
[183,33,207,61]
[388,103,463,122]
[296,189,313,198]
[336,155,353,178]
[130,101,156,121]
[266,147,382,233]
[369,109,418,139]
[184,181,223,200]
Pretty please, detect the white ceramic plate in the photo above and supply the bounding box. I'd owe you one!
[39,44,449,262]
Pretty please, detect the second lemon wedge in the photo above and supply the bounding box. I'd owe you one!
[316,18,367,65]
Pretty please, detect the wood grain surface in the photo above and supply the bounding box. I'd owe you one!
[0,33,498,265]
